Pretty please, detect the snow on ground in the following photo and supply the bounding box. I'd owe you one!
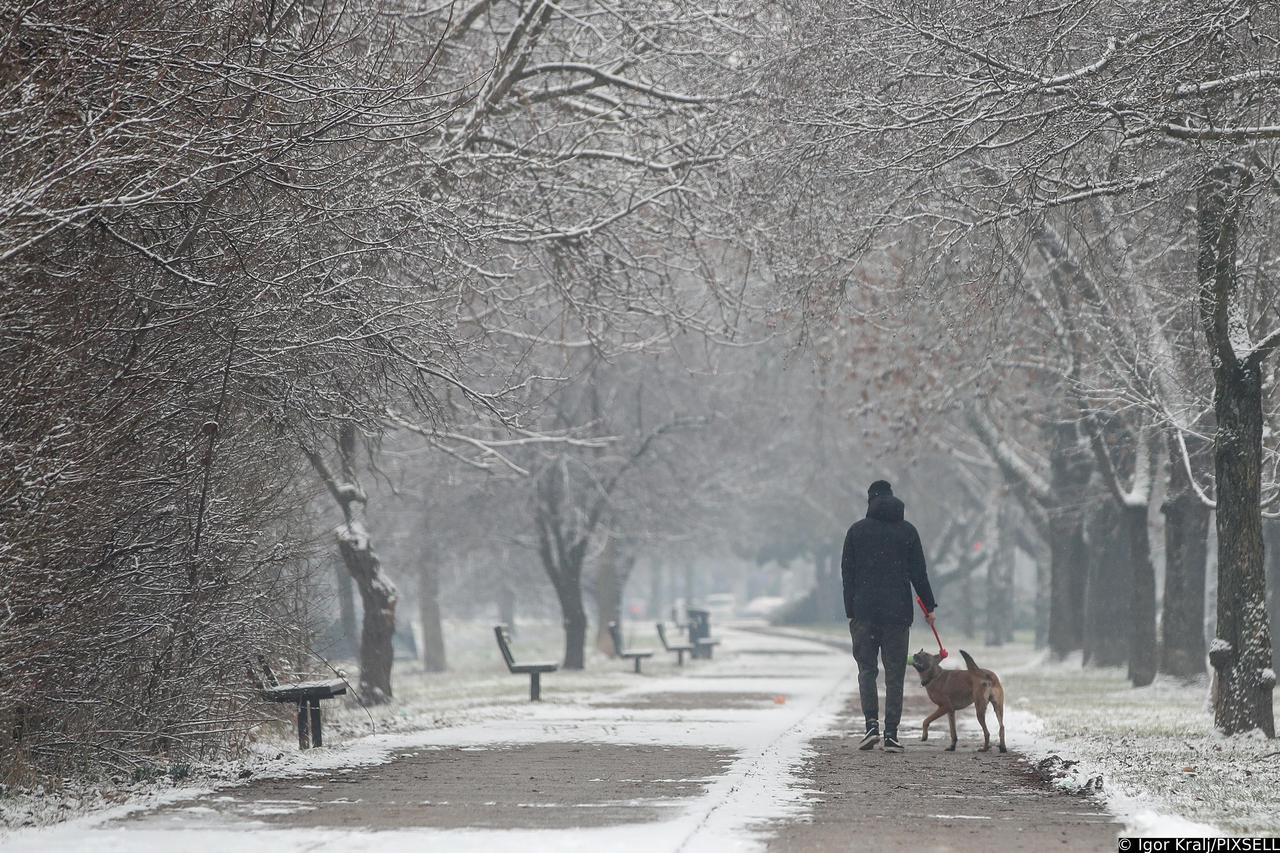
[791,624,1280,837]
[998,654,1278,837]
[1,625,854,852]
[0,618,639,834]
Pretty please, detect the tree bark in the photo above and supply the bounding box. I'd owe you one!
[649,559,664,619]
[305,425,397,704]
[418,557,447,673]
[557,570,588,670]
[497,580,516,633]
[595,537,639,654]
[533,457,591,670]
[1207,359,1274,734]
[816,549,843,622]
[1122,502,1157,687]
[1011,525,1050,647]
[1267,522,1280,673]
[595,539,623,656]
[1198,165,1275,736]
[956,564,976,639]
[1083,498,1130,668]
[985,503,1015,646]
[1047,420,1090,659]
[1160,431,1209,679]
[336,530,396,702]
[334,554,358,653]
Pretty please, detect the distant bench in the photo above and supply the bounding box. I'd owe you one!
[251,656,347,750]
[494,624,559,701]
[656,622,695,666]
[608,621,655,673]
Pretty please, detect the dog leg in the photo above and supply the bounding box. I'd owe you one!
[920,707,945,741]
[993,686,1007,753]
[945,711,957,751]
[975,697,991,751]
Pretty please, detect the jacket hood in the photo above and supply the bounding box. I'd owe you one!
[866,494,905,523]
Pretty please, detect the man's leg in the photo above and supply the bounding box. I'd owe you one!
[880,623,910,737]
[849,619,882,730]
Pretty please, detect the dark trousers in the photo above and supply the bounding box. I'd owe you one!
[849,619,910,734]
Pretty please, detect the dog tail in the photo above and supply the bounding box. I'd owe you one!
[959,649,981,674]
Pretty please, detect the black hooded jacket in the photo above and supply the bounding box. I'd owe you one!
[841,495,937,625]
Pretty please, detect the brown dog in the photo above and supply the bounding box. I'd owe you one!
[910,649,1006,753]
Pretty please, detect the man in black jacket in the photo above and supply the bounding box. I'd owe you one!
[841,479,937,753]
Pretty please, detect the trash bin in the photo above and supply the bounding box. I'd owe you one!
[687,608,711,659]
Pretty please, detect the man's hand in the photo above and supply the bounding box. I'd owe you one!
[925,609,937,628]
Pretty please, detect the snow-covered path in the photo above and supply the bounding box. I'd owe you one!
[6,628,854,853]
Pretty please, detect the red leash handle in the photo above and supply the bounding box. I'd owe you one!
[916,595,947,659]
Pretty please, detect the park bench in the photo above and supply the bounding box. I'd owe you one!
[695,635,722,659]
[251,656,347,750]
[608,621,656,673]
[494,624,558,701]
[655,621,695,666]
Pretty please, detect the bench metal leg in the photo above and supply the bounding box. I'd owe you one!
[633,657,642,674]
[309,698,322,748]
[530,672,542,702]
[296,700,310,750]
[677,650,685,667]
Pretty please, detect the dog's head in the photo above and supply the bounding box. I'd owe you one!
[911,649,941,673]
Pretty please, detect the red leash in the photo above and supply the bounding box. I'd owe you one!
[917,595,947,659]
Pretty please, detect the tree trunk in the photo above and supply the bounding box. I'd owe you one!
[649,559,664,619]
[1122,503,1157,687]
[336,529,396,703]
[334,554,358,653]
[817,549,843,622]
[305,426,397,704]
[595,540,623,656]
[1047,420,1090,659]
[1083,498,1130,668]
[1198,166,1275,736]
[956,565,976,639]
[557,567,588,670]
[1033,538,1049,649]
[1267,522,1280,674]
[418,557,447,673]
[497,581,516,633]
[985,503,1014,646]
[1160,431,1209,679]
[533,458,591,671]
[1208,359,1274,734]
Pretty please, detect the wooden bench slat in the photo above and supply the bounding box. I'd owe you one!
[260,679,348,703]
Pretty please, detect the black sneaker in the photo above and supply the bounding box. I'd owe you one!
[858,728,880,751]
[883,733,904,753]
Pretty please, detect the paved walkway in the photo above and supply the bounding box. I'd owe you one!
[765,687,1120,852]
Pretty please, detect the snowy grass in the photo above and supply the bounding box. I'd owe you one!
[318,618,644,741]
[995,648,1278,836]
[789,622,1280,836]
